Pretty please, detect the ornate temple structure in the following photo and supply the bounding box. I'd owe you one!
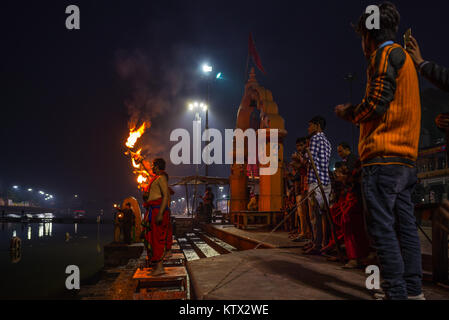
[229,68,287,220]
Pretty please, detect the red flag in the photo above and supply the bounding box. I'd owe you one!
[248,33,266,74]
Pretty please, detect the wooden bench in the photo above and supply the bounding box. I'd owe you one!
[133,266,188,300]
[231,211,283,230]
[163,252,186,267]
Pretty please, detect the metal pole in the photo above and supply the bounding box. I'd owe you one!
[205,79,210,177]
[345,73,356,153]
[306,147,345,263]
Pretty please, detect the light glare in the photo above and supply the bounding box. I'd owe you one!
[202,64,212,73]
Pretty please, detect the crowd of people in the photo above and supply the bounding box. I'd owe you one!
[284,117,373,270]
[283,1,449,300]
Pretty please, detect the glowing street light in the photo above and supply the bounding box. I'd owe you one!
[39,191,45,195]
[216,72,222,79]
[12,186,18,189]
[202,64,212,73]
[28,188,33,192]
[188,101,207,112]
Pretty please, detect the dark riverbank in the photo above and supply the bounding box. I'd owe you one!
[0,221,113,299]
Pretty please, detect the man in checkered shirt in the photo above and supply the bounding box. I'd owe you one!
[304,116,332,255]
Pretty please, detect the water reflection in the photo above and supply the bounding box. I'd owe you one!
[38,223,44,238]
[74,223,78,234]
[1,221,113,299]
[45,222,52,236]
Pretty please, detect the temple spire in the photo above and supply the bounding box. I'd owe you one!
[247,67,258,85]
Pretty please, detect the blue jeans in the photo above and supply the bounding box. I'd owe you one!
[362,165,422,299]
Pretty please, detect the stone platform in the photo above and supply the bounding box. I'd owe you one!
[187,224,449,300]
[104,242,144,268]
[187,247,449,300]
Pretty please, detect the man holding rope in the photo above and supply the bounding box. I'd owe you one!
[303,116,332,255]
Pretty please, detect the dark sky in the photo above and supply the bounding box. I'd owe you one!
[2,0,449,213]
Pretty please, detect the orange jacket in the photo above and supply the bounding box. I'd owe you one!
[347,43,421,167]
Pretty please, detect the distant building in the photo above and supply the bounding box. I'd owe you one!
[416,88,449,204]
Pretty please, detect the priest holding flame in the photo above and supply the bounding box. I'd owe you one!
[134,155,173,276]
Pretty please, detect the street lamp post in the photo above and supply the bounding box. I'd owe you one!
[188,101,208,212]
[202,64,213,177]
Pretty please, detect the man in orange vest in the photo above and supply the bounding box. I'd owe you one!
[335,3,423,300]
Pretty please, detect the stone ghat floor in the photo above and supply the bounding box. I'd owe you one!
[187,247,449,300]
[78,226,449,300]
[78,252,146,300]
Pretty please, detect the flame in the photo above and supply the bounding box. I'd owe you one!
[137,175,148,184]
[132,158,140,168]
[125,123,147,149]
[133,170,149,176]
[131,148,143,168]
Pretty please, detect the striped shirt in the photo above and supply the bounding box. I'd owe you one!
[307,132,332,186]
[346,42,421,166]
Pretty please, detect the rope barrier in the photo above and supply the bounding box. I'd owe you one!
[202,185,320,298]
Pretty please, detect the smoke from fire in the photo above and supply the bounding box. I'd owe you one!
[115,46,200,160]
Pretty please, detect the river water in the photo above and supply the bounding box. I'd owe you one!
[0,221,113,299]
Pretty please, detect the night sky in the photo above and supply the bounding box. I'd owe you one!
[2,0,449,214]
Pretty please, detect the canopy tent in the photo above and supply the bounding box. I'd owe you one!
[170,176,230,217]
[171,176,229,186]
